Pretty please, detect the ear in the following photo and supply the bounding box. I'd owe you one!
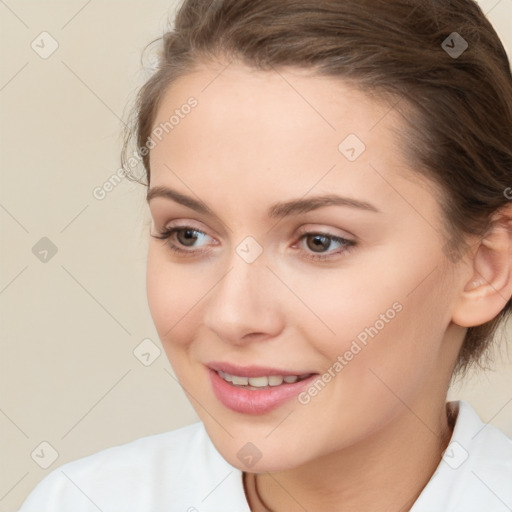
[451,205,512,328]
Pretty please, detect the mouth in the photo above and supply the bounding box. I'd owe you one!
[206,362,319,414]
[216,370,314,390]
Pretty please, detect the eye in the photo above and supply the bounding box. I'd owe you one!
[151,224,356,262]
[151,225,215,256]
[295,231,356,261]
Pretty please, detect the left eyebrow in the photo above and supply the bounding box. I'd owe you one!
[267,194,380,218]
[146,186,380,218]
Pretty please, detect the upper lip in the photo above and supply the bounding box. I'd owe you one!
[207,361,316,378]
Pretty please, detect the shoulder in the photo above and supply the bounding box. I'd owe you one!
[18,422,248,512]
[459,400,512,500]
[412,400,512,512]
[49,421,208,480]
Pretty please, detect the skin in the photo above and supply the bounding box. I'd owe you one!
[145,61,512,511]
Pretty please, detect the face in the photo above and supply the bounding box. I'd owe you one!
[146,62,464,472]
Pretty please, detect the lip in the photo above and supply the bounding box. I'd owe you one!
[207,365,318,415]
[207,361,312,378]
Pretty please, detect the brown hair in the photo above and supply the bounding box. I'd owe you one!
[122,0,512,377]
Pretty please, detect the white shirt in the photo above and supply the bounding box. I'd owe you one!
[18,400,512,511]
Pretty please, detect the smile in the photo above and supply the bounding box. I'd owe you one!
[217,370,313,389]
[207,364,319,414]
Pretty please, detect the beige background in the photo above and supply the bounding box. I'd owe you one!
[1,1,511,510]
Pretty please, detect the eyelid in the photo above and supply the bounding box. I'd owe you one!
[149,204,230,239]
[155,219,214,237]
[295,224,356,241]
[152,220,355,241]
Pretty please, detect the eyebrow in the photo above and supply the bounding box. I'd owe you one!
[146,186,380,219]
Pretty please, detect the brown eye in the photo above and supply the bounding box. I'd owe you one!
[297,231,356,262]
[176,228,201,247]
[151,225,214,257]
[306,234,333,253]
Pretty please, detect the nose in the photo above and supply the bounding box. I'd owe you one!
[202,250,284,345]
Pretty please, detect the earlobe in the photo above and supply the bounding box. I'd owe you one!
[452,209,512,328]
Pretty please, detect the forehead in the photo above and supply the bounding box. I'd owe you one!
[147,62,435,219]
[151,63,390,157]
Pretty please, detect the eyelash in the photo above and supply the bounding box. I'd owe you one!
[151,225,356,262]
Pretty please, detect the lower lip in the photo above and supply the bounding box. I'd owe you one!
[209,368,318,415]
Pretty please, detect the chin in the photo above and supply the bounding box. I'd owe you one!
[224,446,303,473]
[201,420,314,473]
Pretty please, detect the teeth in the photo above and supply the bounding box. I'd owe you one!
[217,371,308,388]
[248,376,268,387]
[268,375,283,386]
[218,370,232,382]
[231,375,249,385]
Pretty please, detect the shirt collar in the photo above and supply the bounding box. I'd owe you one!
[411,399,512,511]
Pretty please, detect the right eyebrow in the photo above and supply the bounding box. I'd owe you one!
[147,186,213,215]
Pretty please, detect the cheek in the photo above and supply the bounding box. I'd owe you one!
[294,248,450,387]
[286,267,451,453]
[146,247,196,348]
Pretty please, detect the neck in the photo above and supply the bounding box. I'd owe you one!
[252,398,454,512]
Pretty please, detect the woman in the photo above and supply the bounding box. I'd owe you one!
[19,0,512,510]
